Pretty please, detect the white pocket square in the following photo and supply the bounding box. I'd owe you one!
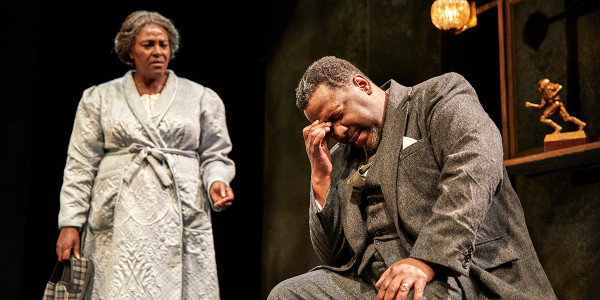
[402,136,417,150]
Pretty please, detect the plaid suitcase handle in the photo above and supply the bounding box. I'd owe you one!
[42,255,94,300]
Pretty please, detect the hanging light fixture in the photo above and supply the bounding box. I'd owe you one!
[431,0,475,33]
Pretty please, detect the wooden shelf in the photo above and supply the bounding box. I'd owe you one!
[504,141,600,176]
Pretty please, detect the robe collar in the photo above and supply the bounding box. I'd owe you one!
[123,70,178,128]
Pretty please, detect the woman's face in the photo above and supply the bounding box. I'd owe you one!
[129,24,171,79]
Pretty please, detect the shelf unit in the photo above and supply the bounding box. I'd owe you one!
[504,141,600,176]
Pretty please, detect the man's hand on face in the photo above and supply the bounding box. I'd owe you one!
[302,120,333,205]
[375,258,435,300]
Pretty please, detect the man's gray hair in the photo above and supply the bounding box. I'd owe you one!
[295,56,369,110]
[114,11,180,66]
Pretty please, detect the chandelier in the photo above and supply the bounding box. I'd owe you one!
[431,0,475,33]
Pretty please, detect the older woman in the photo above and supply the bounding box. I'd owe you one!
[55,11,235,299]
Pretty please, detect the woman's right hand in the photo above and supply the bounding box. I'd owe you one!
[56,227,80,261]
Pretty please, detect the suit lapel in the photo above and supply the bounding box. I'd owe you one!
[338,175,368,262]
[335,81,412,266]
[366,80,411,234]
[331,147,367,264]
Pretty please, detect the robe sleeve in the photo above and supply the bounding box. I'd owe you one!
[198,87,236,211]
[58,86,105,229]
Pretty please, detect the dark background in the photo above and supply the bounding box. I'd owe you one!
[3,0,599,299]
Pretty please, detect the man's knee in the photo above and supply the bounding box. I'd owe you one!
[267,269,342,299]
[268,269,377,299]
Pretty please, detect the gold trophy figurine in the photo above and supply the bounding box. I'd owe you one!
[525,78,588,151]
[525,78,586,134]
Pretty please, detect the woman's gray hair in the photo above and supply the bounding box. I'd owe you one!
[295,56,369,110]
[114,11,180,66]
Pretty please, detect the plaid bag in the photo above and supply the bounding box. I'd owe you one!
[42,256,93,300]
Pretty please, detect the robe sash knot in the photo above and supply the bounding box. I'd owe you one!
[107,143,197,187]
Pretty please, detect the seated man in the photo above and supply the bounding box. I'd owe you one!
[269,56,555,300]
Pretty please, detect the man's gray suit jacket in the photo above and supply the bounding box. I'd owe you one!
[308,73,555,299]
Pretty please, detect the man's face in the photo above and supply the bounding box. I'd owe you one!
[303,78,385,152]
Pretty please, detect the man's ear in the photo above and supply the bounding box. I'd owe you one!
[354,75,372,95]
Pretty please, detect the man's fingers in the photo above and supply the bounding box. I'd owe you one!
[412,279,427,300]
[377,259,433,300]
[394,279,414,300]
[308,122,329,141]
[311,128,328,148]
[307,127,330,162]
[376,269,390,288]
[384,278,402,300]
[304,125,320,153]
[302,120,321,140]
[377,272,395,300]
[304,121,331,159]
[377,285,386,300]
[303,120,320,137]
[304,121,330,143]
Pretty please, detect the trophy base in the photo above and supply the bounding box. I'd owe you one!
[544,131,588,152]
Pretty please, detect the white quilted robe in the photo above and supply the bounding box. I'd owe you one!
[58,70,235,299]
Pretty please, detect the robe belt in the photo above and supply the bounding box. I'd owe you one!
[106,143,197,187]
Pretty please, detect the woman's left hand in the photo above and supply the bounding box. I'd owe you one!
[210,181,234,210]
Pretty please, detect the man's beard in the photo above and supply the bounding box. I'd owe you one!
[364,126,381,156]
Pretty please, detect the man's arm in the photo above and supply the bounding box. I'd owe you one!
[308,183,352,266]
[412,73,504,272]
[377,73,505,300]
[303,121,352,265]
[303,120,332,207]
